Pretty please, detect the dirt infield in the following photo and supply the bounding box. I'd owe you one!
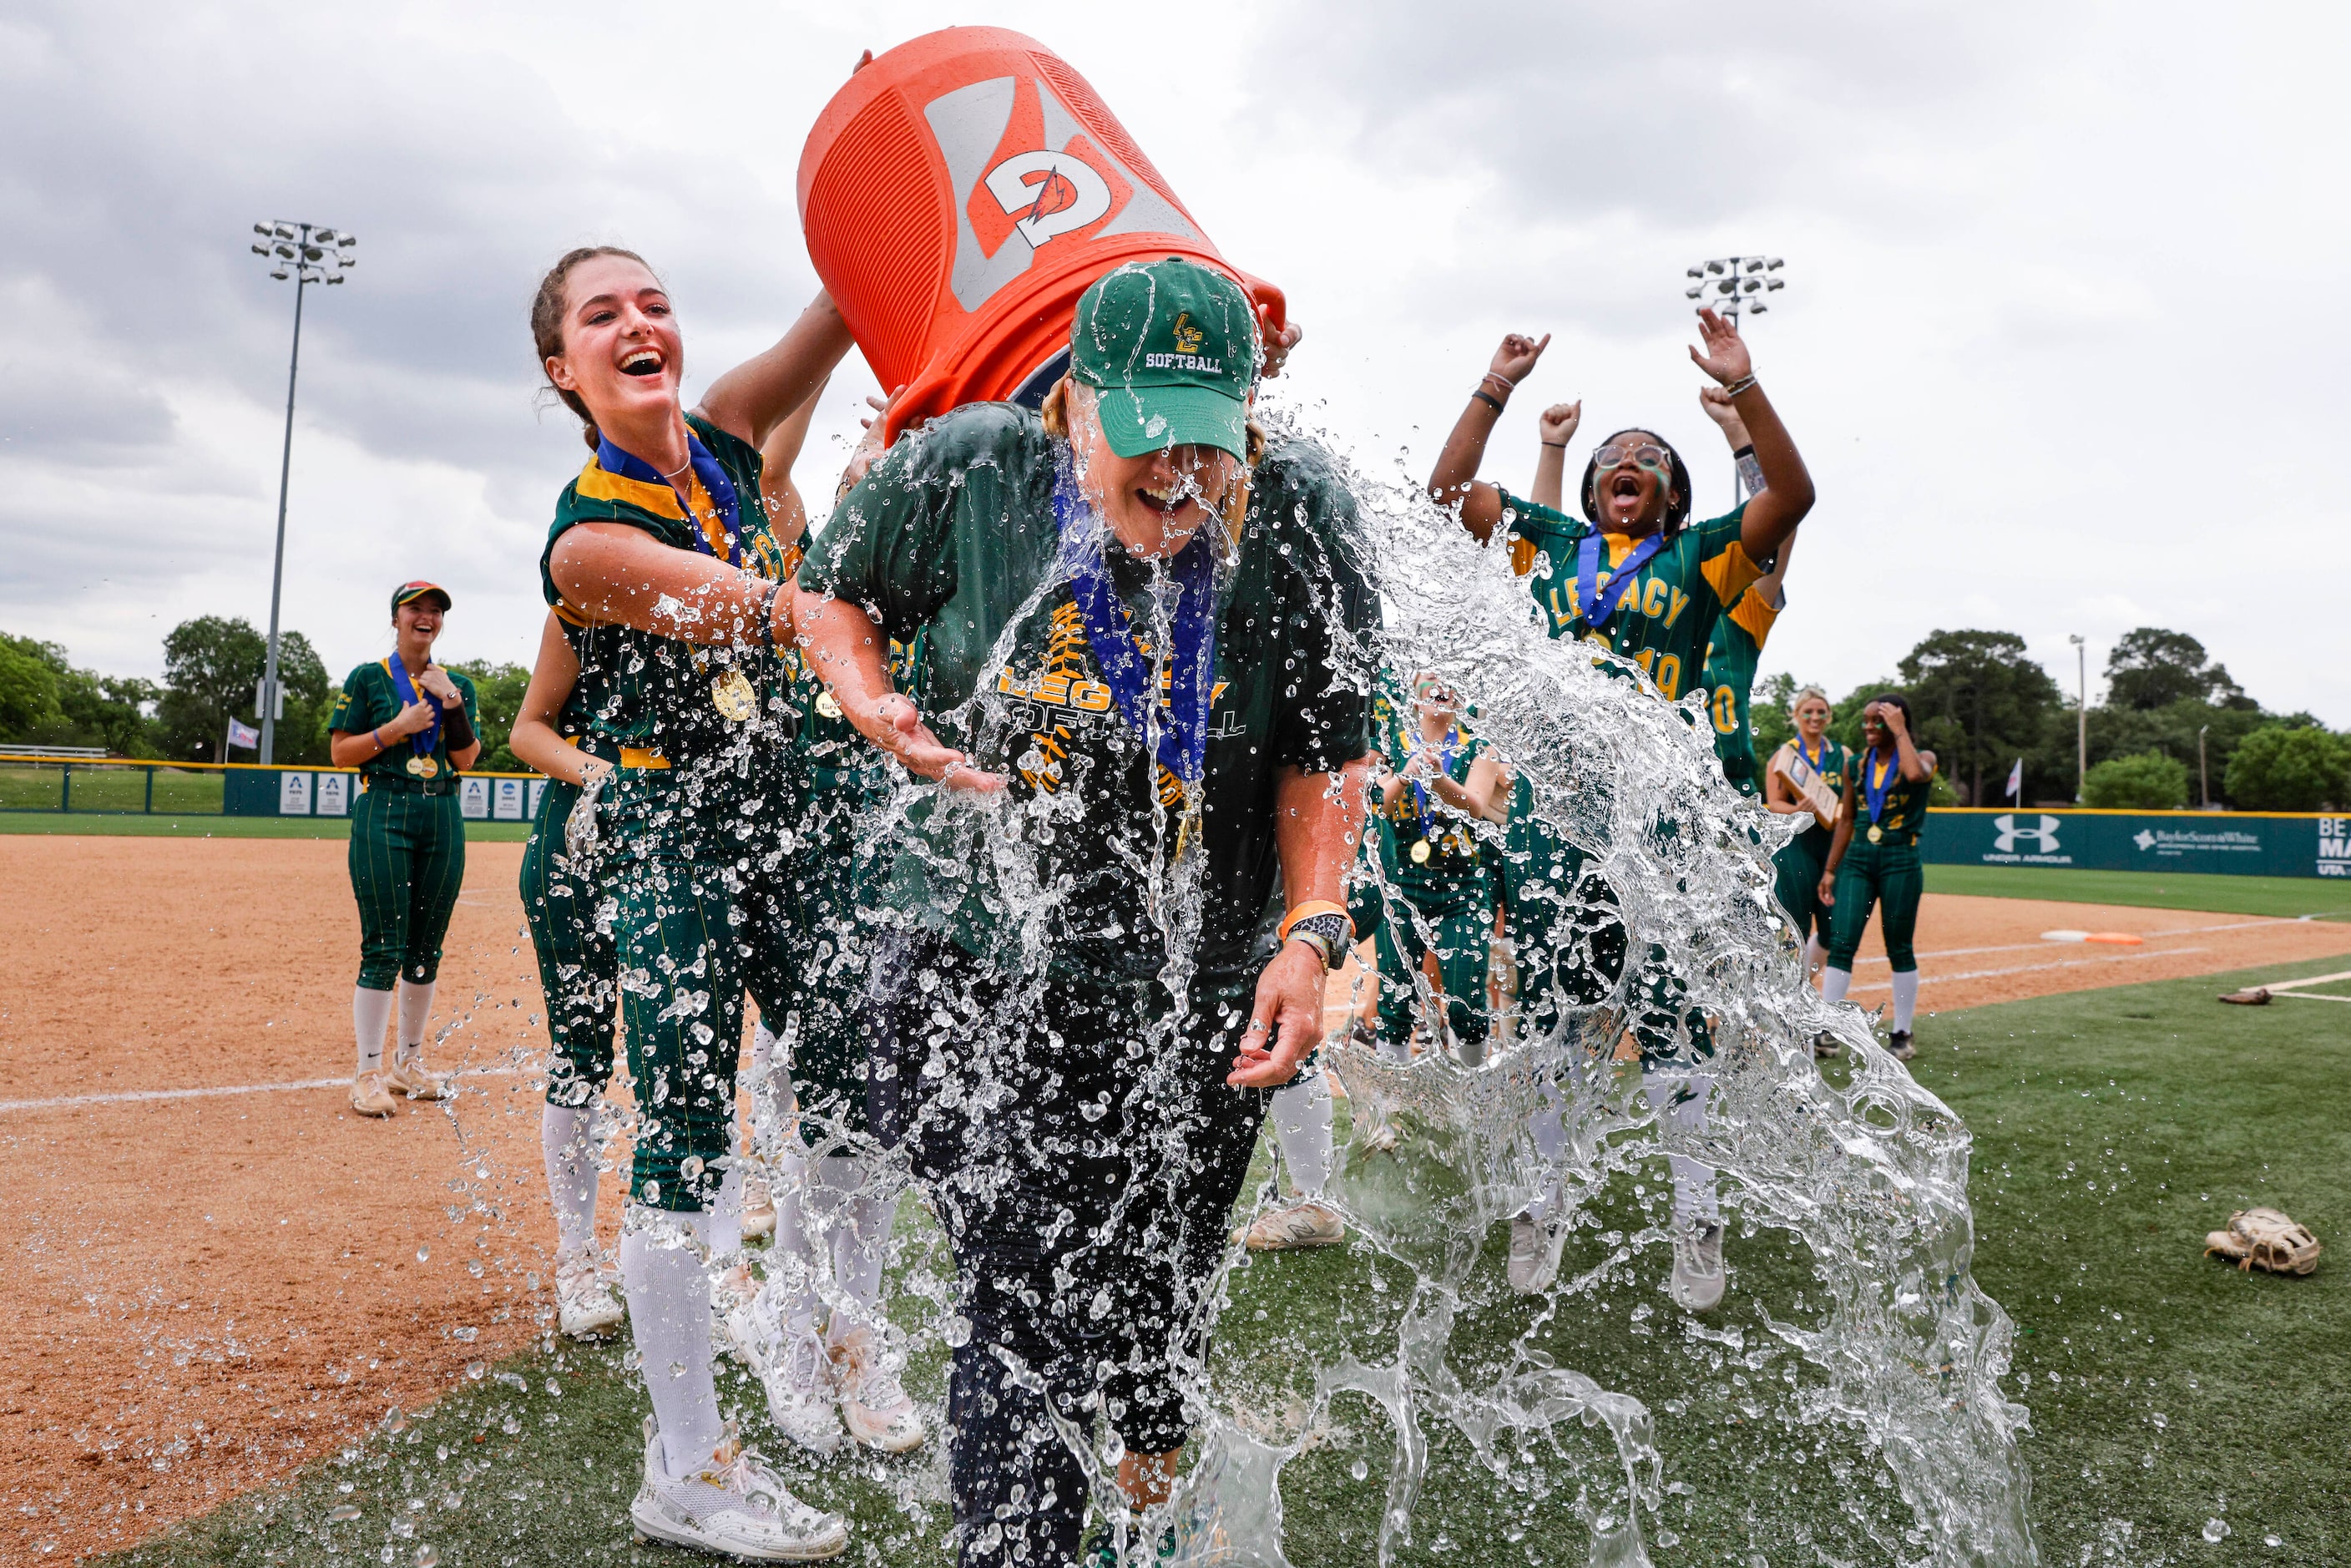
[5,836,2349,1562]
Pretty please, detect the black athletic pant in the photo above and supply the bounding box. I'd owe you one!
[865,928,1267,1568]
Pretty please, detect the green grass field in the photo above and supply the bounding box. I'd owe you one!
[1924,862,2351,920]
[0,813,534,841]
[97,954,2351,1567]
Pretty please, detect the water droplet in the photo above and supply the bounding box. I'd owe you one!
[2265,1535,2283,1548]
[416,1246,429,1262]
[1348,1459,1368,1481]
[2205,1519,2232,1544]
[329,1505,361,1523]
[464,1361,485,1381]
[417,1549,440,1568]
[382,1407,407,1434]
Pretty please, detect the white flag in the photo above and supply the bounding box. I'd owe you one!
[228,718,261,750]
[2005,756,2024,802]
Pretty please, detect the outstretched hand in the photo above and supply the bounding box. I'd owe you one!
[874,692,1004,792]
[1229,941,1325,1087]
[1696,384,1751,439]
[1490,332,1551,387]
[1688,307,1752,387]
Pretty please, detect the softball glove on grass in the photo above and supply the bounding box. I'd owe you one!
[2204,1207,2321,1276]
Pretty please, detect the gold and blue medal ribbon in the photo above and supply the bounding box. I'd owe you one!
[1575,530,1666,632]
[1411,726,1462,852]
[1864,749,1895,827]
[595,432,744,567]
[1051,464,1216,788]
[383,656,441,764]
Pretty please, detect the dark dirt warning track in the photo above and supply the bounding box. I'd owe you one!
[3,834,2347,1561]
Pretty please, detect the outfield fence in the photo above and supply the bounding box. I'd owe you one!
[1922,806,2351,880]
[0,755,550,822]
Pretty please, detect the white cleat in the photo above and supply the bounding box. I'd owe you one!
[832,1325,925,1454]
[382,1055,453,1101]
[759,1327,845,1458]
[629,1418,847,1561]
[555,1250,624,1339]
[1668,1223,1727,1313]
[1506,1206,1569,1295]
[1242,1201,1346,1252]
[710,1262,761,1363]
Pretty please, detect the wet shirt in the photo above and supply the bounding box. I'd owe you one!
[536,414,795,776]
[1497,491,1762,704]
[1843,746,1934,844]
[787,635,923,797]
[330,661,479,785]
[799,402,1378,984]
[1699,585,1782,792]
[1371,680,1489,893]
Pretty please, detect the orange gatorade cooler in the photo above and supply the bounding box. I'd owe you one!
[797,27,1285,442]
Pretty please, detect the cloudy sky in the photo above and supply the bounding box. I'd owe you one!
[4,0,2343,722]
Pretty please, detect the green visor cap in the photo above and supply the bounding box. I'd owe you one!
[1069,257,1258,461]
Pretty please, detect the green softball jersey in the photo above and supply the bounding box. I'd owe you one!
[1497,490,1762,703]
[535,412,790,772]
[1698,584,1782,791]
[1843,746,1935,844]
[799,402,1378,985]
[329,662,480,785]
[1371,677,1489,892]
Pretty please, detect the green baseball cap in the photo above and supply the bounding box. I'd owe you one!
[1069,257,1257,460]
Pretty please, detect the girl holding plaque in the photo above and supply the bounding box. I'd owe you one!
[1764,685,1847,984]
[1818,694,1938,1060]
[327,581,479,1120]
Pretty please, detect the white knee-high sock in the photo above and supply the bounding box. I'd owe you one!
[619,1206,724,1476]
[758,1143,823,1339]
[542,1103,599,1259]
[354,986,393,1075]
[1801,934,1823,975]
[1525,1085,1569,1225]
[1890,969,1920,1034]
[1820,966,1852,1005]
[1643,1070,1722,1232]
[705,1125,745,1262]
[1271,1076,1334,1199]
[818,1156,892,1328]
[396,979,436,1064]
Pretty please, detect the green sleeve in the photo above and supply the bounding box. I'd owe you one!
[329,664,386,734]
[799,405,1044,644]
[1261,443,1378,775]
[1494,487,1581,545]
[451,670,480,731]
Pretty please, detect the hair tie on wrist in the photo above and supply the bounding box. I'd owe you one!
[1721,372,1758,397]
[1541,440,1569,448]
[1470,389,1505,413]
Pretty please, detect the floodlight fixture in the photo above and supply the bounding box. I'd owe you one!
[1681,255,1787,325]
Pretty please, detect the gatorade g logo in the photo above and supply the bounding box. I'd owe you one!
[926,73,1202,313]
[1993,813,2061,852]
[983,151,1111,247]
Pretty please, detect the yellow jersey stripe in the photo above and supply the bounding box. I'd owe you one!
[575,462,686,520]
[1727,585,1780,647]
[1700,539,1762,610]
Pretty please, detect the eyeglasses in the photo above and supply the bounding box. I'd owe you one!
[1594,442,1671,473]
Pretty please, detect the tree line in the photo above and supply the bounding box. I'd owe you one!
[0,618,528,772]
[1752,626,2350,812]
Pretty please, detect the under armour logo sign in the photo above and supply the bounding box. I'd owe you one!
[1993,813,2061,852]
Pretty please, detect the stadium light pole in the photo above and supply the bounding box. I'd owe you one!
[1684,257,1785,501]
[2198,724,2211,810]
[248,220,357,764]
[2069,634,2088,801]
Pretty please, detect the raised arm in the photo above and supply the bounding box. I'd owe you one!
[1688,309,1813,562]
[1427,332,1550,545]
[758,378,827,559]
[693,291,856,451]
[1528,402,1582,513]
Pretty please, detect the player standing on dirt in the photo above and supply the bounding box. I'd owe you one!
[1763,686,1846,988]
[532,245,853,1561]
[1818,694,1939,1060]
[327,582,479,1120]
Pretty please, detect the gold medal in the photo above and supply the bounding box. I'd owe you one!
[711,667,757,721]
[405,755,426,778]
[1171,802,1202,864]
[417,755,439,779]
[1867,824,1883,844]
[814,689,842,721]
[1411,837,1432,864]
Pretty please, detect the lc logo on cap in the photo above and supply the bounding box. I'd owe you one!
[1993,813,2061,853]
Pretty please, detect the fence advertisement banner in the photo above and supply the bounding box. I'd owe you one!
[1922,808,2350,879]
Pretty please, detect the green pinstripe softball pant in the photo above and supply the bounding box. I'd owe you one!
[1825,838,1924,974]
[520,777,618,1108]
[349,782,465,991]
